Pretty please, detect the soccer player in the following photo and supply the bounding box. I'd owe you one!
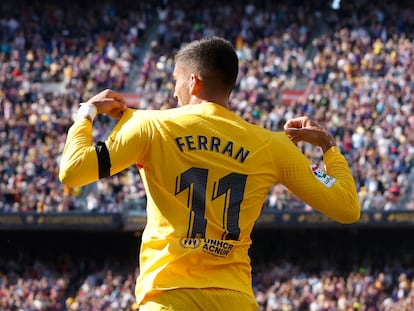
[59,36,360,310]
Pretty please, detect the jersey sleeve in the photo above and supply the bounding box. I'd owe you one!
[275,137,360,224]
[59,109,150,187]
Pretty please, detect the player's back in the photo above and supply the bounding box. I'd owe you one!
[128,102,288,302]
[133,102,282,240]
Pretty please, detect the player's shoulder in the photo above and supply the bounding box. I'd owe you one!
[133,105,187,115]
[244,120,284,138]
[128,107,176,119]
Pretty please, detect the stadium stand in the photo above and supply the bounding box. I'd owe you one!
[1,0,413,214]
[1,0,414,310]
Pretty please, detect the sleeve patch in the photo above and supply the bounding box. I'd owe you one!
[310,164,336,188]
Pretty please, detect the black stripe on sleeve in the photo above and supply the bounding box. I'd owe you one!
[95,141,111,179]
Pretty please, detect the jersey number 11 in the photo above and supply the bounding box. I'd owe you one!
[175,167,247,241]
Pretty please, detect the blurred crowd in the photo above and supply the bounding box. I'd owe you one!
[0,252,138,310]
[1,0,413,215]
[253,257,414,310]
[0,0,157,213]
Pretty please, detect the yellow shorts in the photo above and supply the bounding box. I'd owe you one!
[139,288,259,311]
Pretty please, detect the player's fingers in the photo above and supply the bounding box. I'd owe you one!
[108,90,128,105]
[284,117,307,130]
[284,119,297,130]
[106,106,125,119]
[285,128,300,141]
[95,98,126,115]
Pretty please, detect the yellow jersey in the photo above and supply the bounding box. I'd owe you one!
[59,102,360,305]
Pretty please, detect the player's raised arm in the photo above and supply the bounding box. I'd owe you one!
[282,116,360,224]
[59,89,128,187]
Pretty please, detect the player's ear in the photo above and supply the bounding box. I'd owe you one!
[189,73,202,95]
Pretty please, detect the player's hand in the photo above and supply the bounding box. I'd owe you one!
[284,116,336,153]
[86,89,128,119]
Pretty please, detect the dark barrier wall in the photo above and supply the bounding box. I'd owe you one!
[2,211,414,231]
[0,213,123,230]
[1,226,413,272]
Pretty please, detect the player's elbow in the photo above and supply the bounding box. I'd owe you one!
[339,209,360,224]
[59,169,80,187]
[59,166,93,187]
[337,202,361,224]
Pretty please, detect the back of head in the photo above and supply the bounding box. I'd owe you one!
[175,36,239,94]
